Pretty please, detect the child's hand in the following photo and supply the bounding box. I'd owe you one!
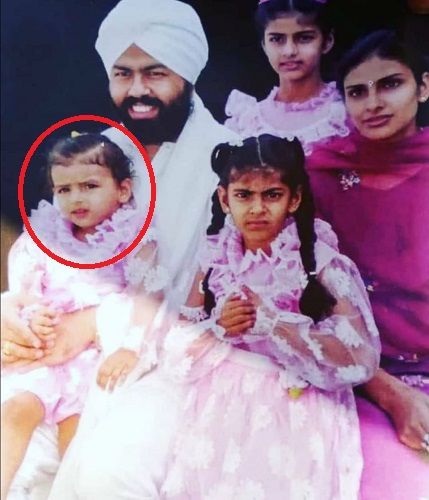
[29,306,58,343]
[217,294,256,336]
[97,348,139,392]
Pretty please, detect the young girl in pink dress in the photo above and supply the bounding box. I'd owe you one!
[225,0,349,153]
[1,133,166,499]
[160,134,380,499]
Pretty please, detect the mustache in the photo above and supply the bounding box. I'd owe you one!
[121,95,164,109]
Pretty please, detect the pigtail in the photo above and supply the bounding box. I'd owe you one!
[295,181,337,322]
[211,143,234,183]
[202,268,216,316]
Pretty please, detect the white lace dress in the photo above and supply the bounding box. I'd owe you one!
[160,216,380,500]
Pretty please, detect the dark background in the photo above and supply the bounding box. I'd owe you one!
[1,0,428,228]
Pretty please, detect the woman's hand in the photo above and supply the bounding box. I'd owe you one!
[364,368,429,452]
[97,348,139,392]
[387,382,429,451]
[216,292,256,337]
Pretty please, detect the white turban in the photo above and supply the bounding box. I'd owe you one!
[95,0,208,84]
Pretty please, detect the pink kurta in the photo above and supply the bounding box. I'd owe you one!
[224,82,350,154]
[161,217,380,500]
[3,201,156,425]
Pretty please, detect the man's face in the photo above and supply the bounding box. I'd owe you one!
[109,44,193,144]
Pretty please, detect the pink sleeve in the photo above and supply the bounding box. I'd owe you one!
[224,89,259,136]
[7,233,45,296]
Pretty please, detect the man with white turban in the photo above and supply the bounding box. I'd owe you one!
[5,1,237,498]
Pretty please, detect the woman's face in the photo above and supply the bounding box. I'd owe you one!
[344,56,429,141]
[262,14,333,83]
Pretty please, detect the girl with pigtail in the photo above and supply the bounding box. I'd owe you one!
[160,134,380,499]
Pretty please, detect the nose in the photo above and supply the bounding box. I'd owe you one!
[69,188,83,205]
[282,38,297,57]
[250,197,266,215]
[127,74,150,98]
[366,88,384,112]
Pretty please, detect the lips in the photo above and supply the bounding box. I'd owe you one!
[246,220,269,229]
[279,61,302,71]
[363,114,393,128]
[71,209,89,219]
[128,103,159,120]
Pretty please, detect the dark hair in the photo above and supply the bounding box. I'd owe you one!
[337,30,429,95]
[46,133,133,188]
[255,0,333,41]
[209,134,336,323]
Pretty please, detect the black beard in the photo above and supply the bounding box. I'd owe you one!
[116,84,193,145]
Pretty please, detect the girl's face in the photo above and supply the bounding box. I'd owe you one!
[218,169,302,255]
[262,14,333,82]
[51,162,132,239]
[344,56,429,141]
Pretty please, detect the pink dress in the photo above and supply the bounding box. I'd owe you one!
[3,200,166,425]
[160,217,380,500]
[224,82,350,154]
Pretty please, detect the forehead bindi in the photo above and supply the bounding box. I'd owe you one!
[344,56,412,88]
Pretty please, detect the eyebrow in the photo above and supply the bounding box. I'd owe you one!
[345,72,404,90]
[232,187,285,194]
[112,63,168,72]
[266,29,316,36]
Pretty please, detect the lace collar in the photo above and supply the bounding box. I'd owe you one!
[28,200,143,264]
[209,215,339,276]
[268,82,341,112]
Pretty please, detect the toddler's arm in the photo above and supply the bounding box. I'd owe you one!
[97,348,139,391]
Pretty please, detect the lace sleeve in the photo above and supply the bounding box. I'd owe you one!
[244,256,380,391]
[97,234,168,360]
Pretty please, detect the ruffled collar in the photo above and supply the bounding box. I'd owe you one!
[28,200,143,264]
[268,82,341,112]
[212,215,338,275]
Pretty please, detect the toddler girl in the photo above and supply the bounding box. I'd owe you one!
[1,133,166,499]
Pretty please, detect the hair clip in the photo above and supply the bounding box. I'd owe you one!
[70,130,82,138]
[256,136,267,167]
[228,138,244,147]
[308,271,317,276]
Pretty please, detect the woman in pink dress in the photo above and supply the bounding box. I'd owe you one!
[160,134,380,500]
[307,30,429,499]
[1,134,167,499]
[224,0,349,153]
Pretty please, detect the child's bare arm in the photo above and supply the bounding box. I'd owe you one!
[97,348,139,391]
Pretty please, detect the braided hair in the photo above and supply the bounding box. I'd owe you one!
[210,134,336,322]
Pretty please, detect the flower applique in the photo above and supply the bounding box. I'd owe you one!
[339,170,360,191]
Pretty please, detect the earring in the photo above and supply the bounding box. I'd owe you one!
[224,208,230,213]
[419,96,428,103]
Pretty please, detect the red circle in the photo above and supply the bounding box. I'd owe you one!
[17,115,156,269]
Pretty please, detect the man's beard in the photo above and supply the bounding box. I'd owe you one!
[116,83,193,145]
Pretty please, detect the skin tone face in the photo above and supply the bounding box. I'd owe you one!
[344,56,429,141]
[218,169,302,255]
[51,162,132,241]
[262,14,333,101]
[109,44,186,123]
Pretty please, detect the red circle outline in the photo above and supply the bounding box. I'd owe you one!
[18,115,156,269]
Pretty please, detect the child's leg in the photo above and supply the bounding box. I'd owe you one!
[1,392,45,499]
[57,414,80,458]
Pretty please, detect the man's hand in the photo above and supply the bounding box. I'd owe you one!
[97,348,139,392]
[1,293,46,366]
[216,293,256,337]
